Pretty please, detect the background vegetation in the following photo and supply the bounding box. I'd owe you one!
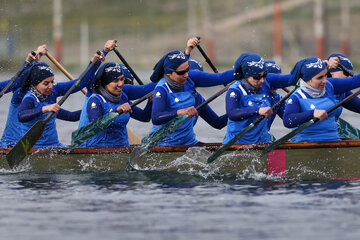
[1,0,360,73]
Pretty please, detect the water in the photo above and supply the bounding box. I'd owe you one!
[1,74,360,239]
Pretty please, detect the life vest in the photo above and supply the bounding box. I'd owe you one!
[149,78,198,145]
[223,80,272,144]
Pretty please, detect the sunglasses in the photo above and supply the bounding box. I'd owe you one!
[252,72,267,80]
[174,66,190,75]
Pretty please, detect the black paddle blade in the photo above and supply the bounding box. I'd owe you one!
[6,120,47,168]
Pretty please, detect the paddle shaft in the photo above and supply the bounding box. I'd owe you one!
[113,48,144,85]
[195,80,236,111]
[6,53,102,168]
[263,82,360,154]
[119,91,153,114]
[196,37,218,73]
[0,51,36,98]
[45,52,87,94]
[207,81,300,163]
[44,54,101,122]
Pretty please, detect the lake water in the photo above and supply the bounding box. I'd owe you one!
[1,73,360,240]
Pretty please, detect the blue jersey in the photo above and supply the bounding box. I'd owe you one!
[0,90,26,147]
[223,81,272,144]
[150,78,198,145]
[17,64,98,147]
[79,93,131,147]
[19,91,62,147]
[286,83,341,142]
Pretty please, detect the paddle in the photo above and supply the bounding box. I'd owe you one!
[113,48,144,85]
[6,51,103,169]
[70,91,153,149]
[207,80,301,164]
[262,85,360,155]
[45,51,87,95]
[47,50,141,144]
[127,79,237,169]
[195,36,219,73]
[0,51,36,99]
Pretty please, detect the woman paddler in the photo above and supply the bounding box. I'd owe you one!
[149,39,236,146]
[77,62,154,147]
[326,53,360,139]
[222,53,295,144]
[188,58,227,132]
[0,45,46,147]
[17,51,103,148]
[283,56,360,142]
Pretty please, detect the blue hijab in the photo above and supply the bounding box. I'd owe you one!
[20,62,54,93]
[150,50,188,82]
[188,59,203,71]
[93,62,124,91]
[327,53,353,74]
[289,57,327,83]
[265,60,282,74]
[234,53,266,80]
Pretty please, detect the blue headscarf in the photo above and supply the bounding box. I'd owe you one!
[188,59,203,71]
[19,62,54,93]
[265,60,282,74]
[120,64,134,81]
[28,62,54,87]
[289,57,327,83]
[93,62,123,90]
[327,53,354,73]
[150,50,188,82]
[234,53,266,80]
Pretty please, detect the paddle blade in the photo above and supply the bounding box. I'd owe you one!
[71,112,119,149]
[6,120,47,168]
[127,115,188,167]
[142,114,188,151]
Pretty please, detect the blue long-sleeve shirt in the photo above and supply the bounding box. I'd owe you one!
[283,76,360,128]
[87,97,152,123]
[152,69,235,125]
[194,93,227,129]
[0,61,31,94]
[226,73,291,122]
[18,61,99,122]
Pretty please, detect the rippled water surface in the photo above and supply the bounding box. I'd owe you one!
[1,74,360,239]
[1,169,360,240]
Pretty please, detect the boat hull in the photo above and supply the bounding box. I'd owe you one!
[1,140,360,180]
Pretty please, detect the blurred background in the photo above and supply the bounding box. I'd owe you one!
[0,0,359,73]
[1,0,360,144]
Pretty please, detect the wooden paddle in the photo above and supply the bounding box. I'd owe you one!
[262,84,360,155]
[45,52,87,95]
[207,80,301,164]
[127,80,237,169]
[0,51,36,98]
[6,52,102,169]
[70,91,153,149]
[70,48,154,148]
